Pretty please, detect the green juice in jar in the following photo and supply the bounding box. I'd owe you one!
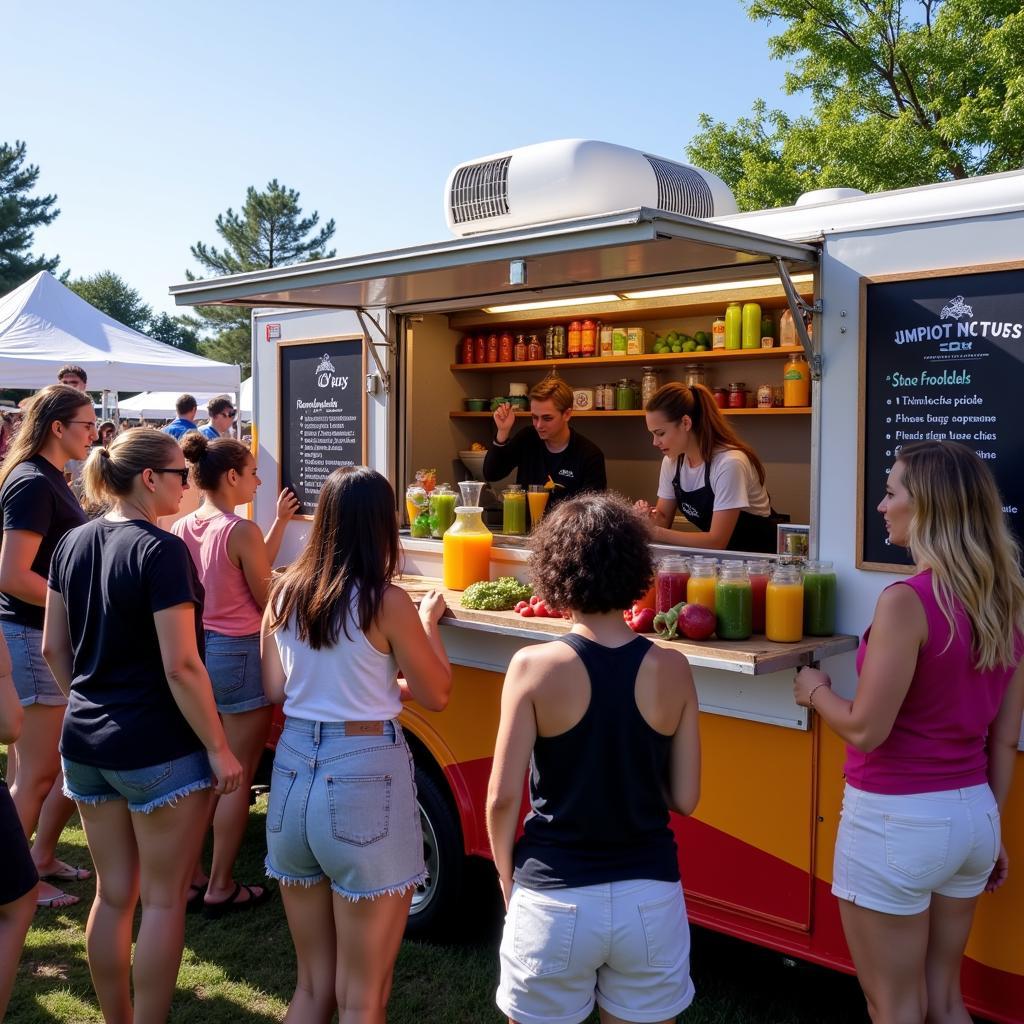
[502,487,527,535]
[715,580,753,640]
[429,492,457,538]
[803,561,837,636]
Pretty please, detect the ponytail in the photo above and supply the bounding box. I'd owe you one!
[181,432,251,491]
[83,427,181,505]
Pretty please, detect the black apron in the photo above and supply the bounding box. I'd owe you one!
[671,456,785,554]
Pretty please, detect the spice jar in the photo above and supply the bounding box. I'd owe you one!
[713,387,729,409]
[594,385,605,410]
[499,332,514,363]
[486,333,499,363]
[513,335,528,362]
[615,379,635,411]
[552,325,567,357]
[756,384,774,408]
[527,334,543,361]
[641,367,660,407]
[684,364,706,388]
[567,321,582,357]
[473,335,486,363]
[460,335,474,364]
[727,382,749,409]
[581,319,597,357]
[602,382,616,410]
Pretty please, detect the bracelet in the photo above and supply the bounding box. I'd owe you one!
[808,682,829,708]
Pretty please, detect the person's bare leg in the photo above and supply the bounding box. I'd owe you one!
[840,899,930,1024]
[205,706,271,906]
[0,887,37,1020]
[77,799,139,1024]
[333,888,413,1024]
[280,880,336,1024]
[131,789,212,1024]
[924,893,978,1024]
[598,1012,675,1024]
[32,771,88,879]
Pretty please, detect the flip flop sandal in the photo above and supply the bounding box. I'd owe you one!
[39,862,92,883]
[37,889,80,909]
[185,883,208,914]
[202,882,270,920]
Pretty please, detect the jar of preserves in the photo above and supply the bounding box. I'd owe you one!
[615,379,635,411]
[581,319,597,357]
[641,367,660,407]
[567,321,582,357]
[713,387,729,409]
[756,383,774,408]
[545,326,555,359]
[727,382,748,409]
[499,332,514,363]
[684,363,706,388]
[487,333,499,363]
[552,325,567,357]
[527,334,543,360]
[513,334,528,362]
[473,334,486,363]
[601,382,615,410]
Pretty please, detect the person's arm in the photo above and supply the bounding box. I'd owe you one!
[263,489,299,565]
[794,584,925,751]
[482,410,523,481]
[41,589,74,696]
[229,520,275,610]
[664,651,701,815]
[650,508,741,550]
[260,605,287,705]
[0,631,22,744]
[987,654,1024,810]
[381,587,451,711]
[486,648,538,908]
[0,530,47,606]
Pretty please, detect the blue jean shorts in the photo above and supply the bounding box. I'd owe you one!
[204,631,269,714]
[62,750,213,814]
[1,621,66,707]
[265,718,426,901]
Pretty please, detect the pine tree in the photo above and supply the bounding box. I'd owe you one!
[0,140,60,293]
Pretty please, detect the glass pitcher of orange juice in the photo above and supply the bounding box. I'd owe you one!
[442,506,492,591]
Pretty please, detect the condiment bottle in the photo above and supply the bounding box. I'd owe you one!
[513,335,528,362]
[473,335,486,363]
[656,557,690,613]
[599,325,614,357]
[581,319,597,357]
[502,485,527,535]
[766,565,804,643]
[783,351,811,407]
[686,561,718,612]
[487,333,499,363]
[724,303,742,350]
[460,336,474,364]
[443,506,492,590]
[803,560,837,636]
[545,326,555,359]
[712,317,726,350]
[499,332,514,363]
[741,302,761,349]
[745,559,771,633]
[527,334,543,361]
[715,562,753,640]
[428,484,457,539]
[567,321,582,357]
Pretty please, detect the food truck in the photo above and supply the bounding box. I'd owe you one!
[170,140,1024,1023]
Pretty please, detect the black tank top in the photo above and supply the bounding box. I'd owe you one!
[513,632,680,888]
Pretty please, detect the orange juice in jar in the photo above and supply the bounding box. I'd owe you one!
[442,506,493,590]
[686,561,718,612]
[766,565,804,642]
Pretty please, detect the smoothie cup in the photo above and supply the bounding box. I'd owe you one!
[527,485,549,528]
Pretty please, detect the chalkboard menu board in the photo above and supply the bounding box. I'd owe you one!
[859,265,1024,570]
[279,337,367,517]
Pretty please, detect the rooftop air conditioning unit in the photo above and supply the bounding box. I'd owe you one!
[444,139,738,237]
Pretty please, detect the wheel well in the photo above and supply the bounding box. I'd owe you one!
[405,730,463,837]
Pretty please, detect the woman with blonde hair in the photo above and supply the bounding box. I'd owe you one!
[795,441,1024,1024]
[636,382,783,552]
[43,427,242,1024]
[0,384,94,909]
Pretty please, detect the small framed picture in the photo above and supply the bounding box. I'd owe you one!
[777,523,809,558]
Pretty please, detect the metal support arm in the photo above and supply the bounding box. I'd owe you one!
[775,257,823,380]
[356,308,393,395]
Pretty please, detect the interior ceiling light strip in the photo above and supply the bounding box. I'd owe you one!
[483,294,622,314]
[622,273,814,300]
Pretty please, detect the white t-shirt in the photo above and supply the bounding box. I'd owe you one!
[657,448,771,517]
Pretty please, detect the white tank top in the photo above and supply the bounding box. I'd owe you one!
[273,592,400,723]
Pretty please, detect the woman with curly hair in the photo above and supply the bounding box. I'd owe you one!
[795,441,1024,1024]
[487,492,701,1024]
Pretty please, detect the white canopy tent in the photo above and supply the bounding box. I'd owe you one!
[119,378,253,421]
[0,271,240,391]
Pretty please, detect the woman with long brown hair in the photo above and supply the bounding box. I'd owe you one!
[0,384,95,909]
[261,466,451,1024]
[636,382,783,552]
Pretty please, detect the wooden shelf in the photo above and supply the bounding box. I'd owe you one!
[451,407,812,419]
[450,347,803,373]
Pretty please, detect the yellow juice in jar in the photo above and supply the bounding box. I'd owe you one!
[766,581,804,642]
[405,499,420,527]
[527,489,549,527]
[687,574,717,612]
[442,532,492,590]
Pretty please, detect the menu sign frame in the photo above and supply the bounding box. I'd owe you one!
[278,335,368,519]
[857,261,1024,571]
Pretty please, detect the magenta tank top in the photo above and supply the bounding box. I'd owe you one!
[845,570,1020,795]
[171,511,263,636]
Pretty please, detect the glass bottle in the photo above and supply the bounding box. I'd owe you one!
[766,565,804,643]
[442,506,492,590]
[615,378,635,411]
[513,335,528,362]
[486,333,499,363]
[803,560,837,636]
[527,334,543,361]
[581,319,597,357]
[783,351,811,407]
[656,557,690,613]
[741,302,762,349]
[641,367,660,407]
[567,321,582,357]
[724,303,742,350]
[715,562,753,640]
[745,559,771,633]
[499,332,514,363]
[686,561,718,612]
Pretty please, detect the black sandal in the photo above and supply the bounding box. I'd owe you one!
[202,881,270,919]
[185,883,207,914]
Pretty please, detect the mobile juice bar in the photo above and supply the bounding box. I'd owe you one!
[171,141,1024,1023]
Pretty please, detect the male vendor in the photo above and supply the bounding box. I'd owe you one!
[482,377,606,505]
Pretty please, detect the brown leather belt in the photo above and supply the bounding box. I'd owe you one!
[341,721,386,736]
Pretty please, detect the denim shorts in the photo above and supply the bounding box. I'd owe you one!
[204,630,269,714]
[1,621,66,707]
[62,750,213,814]
[832,782,1000,915]
[264,718,426,901]
[497,879,695,1024]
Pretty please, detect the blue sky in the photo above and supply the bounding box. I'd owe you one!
[8,0,809,317]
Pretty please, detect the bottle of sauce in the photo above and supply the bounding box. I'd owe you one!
[567,321,582,357]
[803,560,837,636]
[766,565,804,642]
[502,485,527,535]
[686,561,718,613]
[745,559,771,633]
[581,319,597,358]
[724,303,742,350]
[715,563,752,640]
[712,317,726,350]
[656,557,690,613]
[499,332,514,363]
[443,506,492,590]
[741,302,761,349]
[513,335,528,362]
[783,351,811,407]
[460,336,474,364]
[474,335,486,364]
[486,333,499,363]
[527,334,543,361]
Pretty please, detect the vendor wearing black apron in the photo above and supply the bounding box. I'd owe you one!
[636,382,785,553]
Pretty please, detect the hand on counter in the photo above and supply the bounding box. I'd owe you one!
[418,589,448,626]
[493,402,515,442]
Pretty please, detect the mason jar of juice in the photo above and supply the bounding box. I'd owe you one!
[442,506,492,590]
[803,560,837,636]
[656,557,690,613]
[687,561,718,612]
[783,351,811,407]
[405,485,427,530]
[502,485,527,535]
[527,485,549,529]
[745,559,771,633]
[741,302,762,349]
[766,565,804,643]
[724,303,742,350]
[715,563,752,640]
[428,484,457,539]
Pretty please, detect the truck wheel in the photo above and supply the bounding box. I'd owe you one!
[406,766,463,940]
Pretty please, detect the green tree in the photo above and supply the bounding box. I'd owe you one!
[148,312,201,354]
[69,271,152,332]
[0,140,60,293]
[185,179,336,374]
[688,1,1024,210]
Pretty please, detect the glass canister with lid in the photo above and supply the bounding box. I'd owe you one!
[684,363,706,389]
[727,382,749,408]
[428,483,457,539]
[502,485,527,535]
[641,367,660,407]
[803,560,837,636]
[615,378,636,411]
[766,564,804,642]
[715,562,753,640]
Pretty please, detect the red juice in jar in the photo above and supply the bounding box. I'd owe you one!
[746,559,771,633]
[656,557,690,613]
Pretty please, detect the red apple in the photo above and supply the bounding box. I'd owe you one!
[678,603,716,641]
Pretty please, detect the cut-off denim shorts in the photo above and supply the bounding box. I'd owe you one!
[265,718,426,901]
[62,749,213,814]
[1,621,67,707]
[204,630,269,714]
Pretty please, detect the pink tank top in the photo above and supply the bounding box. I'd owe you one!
[171,511,263,636]
[845,570,1020,795]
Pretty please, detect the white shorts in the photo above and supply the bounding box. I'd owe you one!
[496,879,694,1024]
[832,782,1000,916]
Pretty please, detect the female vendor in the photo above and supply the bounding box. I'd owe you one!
[635,382,782,553]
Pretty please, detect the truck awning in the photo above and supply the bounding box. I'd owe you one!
[168,208,819,311]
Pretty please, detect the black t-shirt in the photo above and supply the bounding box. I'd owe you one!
[481,427,607,506]
[0,456,87,629]
[49,518,206,769]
